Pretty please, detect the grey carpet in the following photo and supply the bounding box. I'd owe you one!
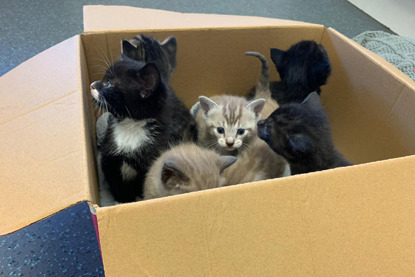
[0,0,393,76]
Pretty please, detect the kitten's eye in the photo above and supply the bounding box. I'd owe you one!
[237,129,245,135]
[217,127,224,134]
[103,80,112,87]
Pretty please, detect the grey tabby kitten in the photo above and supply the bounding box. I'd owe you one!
[143,143,237,200]
[121,34,177,82]
[190,51,290,185]
[195,94,266,156]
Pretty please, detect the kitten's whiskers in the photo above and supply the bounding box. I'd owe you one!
[125,106,133,118]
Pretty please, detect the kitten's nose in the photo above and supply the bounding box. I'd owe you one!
[257,120,265,127]
[226,137,234,147]
[90,81,99,90]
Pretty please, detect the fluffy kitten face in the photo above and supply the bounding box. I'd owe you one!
[257,92,330,162]
[144,143,237,199]
[121,35,177,82]
[198,95,265,154]
[90,60,166,120]
[271,40,331,98]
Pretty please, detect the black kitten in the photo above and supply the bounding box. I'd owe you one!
[270,40,331,104]
[121,35,177,83]
[257,92,351,175]
[91,59,195,203]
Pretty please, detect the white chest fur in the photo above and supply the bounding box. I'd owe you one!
[112,118,153,154]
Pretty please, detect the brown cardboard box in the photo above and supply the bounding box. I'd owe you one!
[1,5,415,276]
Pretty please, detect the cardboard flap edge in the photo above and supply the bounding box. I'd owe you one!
[83,5,322,33]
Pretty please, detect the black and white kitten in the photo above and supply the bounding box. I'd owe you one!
[121,34,198,141]
[91,59,195,203]
[270,40,331,104]
[257,92,351,175]
[121,35,177,83]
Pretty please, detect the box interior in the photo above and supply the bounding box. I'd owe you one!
[81,26,415,205]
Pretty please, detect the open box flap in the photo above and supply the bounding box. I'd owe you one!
[83,5,322,33]
[0,36,94,235]
[97,156,415,276]
[319,28,415,164]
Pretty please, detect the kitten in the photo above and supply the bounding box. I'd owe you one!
[195,94,265,156]
[270,40,332,104]
[95,112,120,206]
[245,51,279,119]
[257,92,352,175]
[223,136,290,186]
[191,51,278,156]
[91,59,195,203]
[190,51,289,184]
[143,143,237,200]
[121,34,197,141]
[121,34,177,82]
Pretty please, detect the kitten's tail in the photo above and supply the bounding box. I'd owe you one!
[245,51,270,99]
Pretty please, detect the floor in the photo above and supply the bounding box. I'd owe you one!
[0,0,394,77]
[0,202,104,276]
[348,0,415,40]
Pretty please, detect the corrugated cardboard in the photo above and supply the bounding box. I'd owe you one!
[1,5,415,276]
[98,156,415,276]
[0,36,97,235]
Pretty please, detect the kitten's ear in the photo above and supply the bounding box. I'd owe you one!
[161,162,189,188]
[217,156,237,173]
[121,40,137,59]
[138,63,160,91]
[302,91,322,110]
[270,48,285,69]
[161,36,177,57]
[288,134,314,156]
[199,96,219,117]
[121,39,145,61]
[246,98,266,118]
[190,102,201,119]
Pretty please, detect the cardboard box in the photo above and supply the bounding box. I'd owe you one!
[2,5,415,276]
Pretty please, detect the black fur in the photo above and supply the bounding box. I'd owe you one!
[270,40,331,104]
[92,59,195,202]
[257,92,351,175]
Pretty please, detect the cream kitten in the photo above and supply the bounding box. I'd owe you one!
[143,143,237,200]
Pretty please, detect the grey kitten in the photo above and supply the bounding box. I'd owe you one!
[143,143,237,200]
[121,34,177,82]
